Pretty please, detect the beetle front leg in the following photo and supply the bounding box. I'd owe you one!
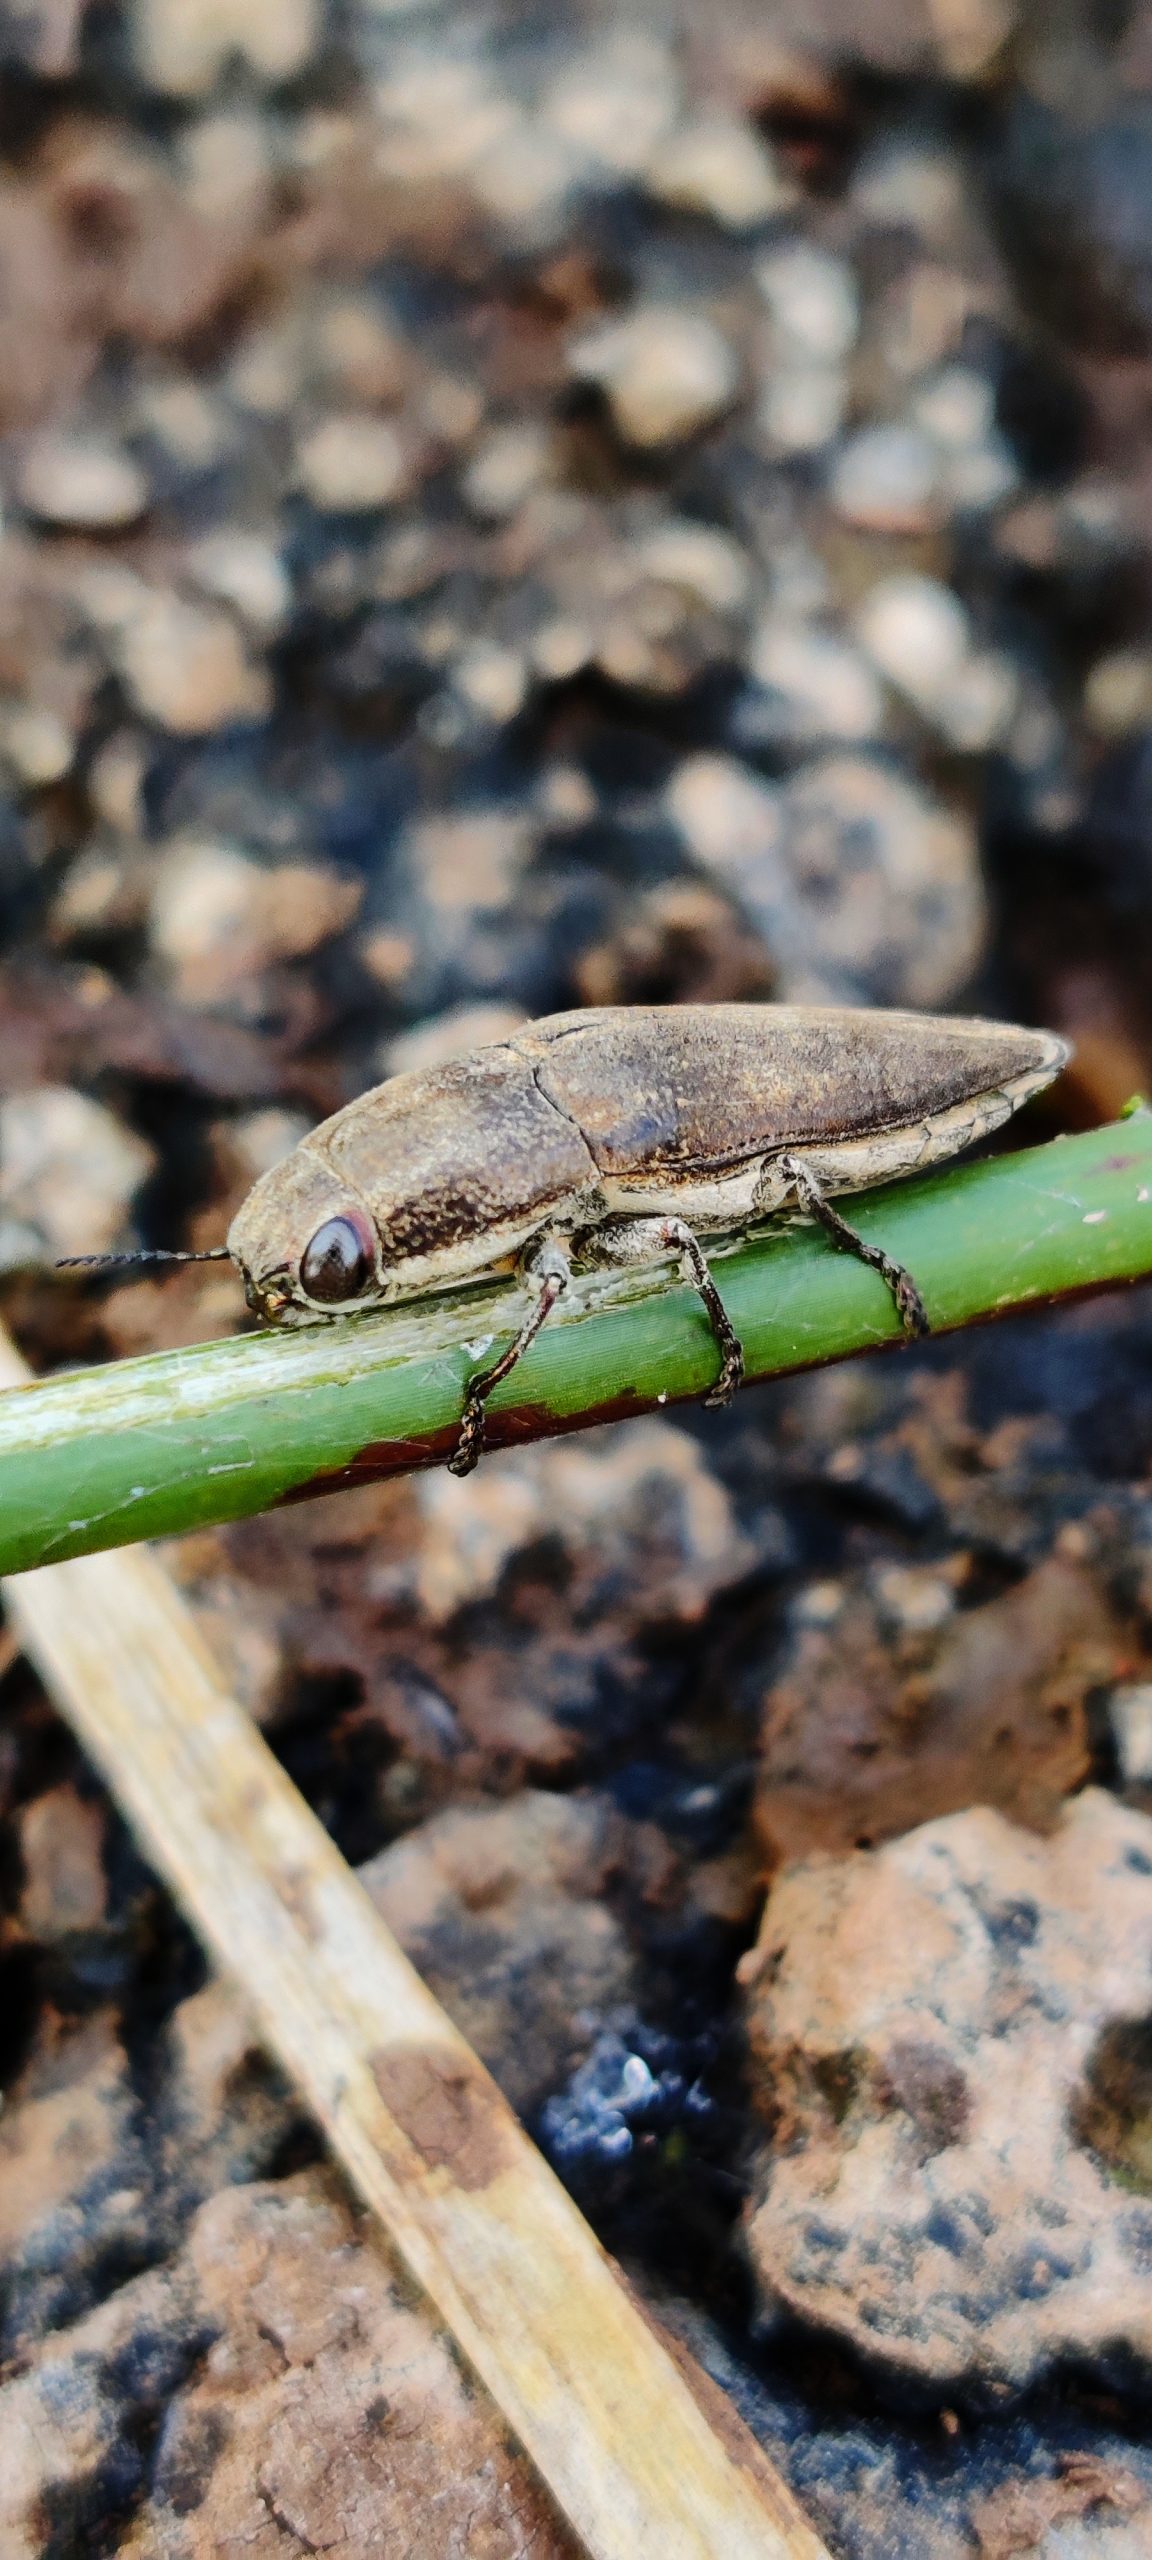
[449,1235,572,1477]
[776,1152,930,1339]
[575,1215,744,1407]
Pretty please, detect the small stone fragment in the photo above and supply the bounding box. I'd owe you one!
[134,0,320,98]
[570,308,741,449]
[461,421,552,522]
[112,590,271,734]
[742,1789,1152,2398]
[17,1786,107,1939]
[149,842,361,1004]
[183,530,291,637]
[757,240,859,361]
[830,422,943,535]
[0,1084,154,1264]
[295,414,410,513]
[746,617,885,746]
[0,703,74,787]
[18,434,148,529]
[758,366,847,454]
[544,33,681,176]
[647,116,794,229]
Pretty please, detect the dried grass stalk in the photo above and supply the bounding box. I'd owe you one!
[0,1323,827,2559]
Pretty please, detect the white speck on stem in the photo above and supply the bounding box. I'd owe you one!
[1139,1188,1150,1204]
[1082,1210,1107,1224]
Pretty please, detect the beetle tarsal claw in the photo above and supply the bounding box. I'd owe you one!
[778,1151,931,1338]
[449,1244,571,1476]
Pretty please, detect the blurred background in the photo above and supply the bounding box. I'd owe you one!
[6,4,1152,2554]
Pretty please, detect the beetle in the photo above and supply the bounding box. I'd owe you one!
[217,1003,1067,1475]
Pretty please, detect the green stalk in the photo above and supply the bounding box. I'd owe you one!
[2,1116,1151,1577]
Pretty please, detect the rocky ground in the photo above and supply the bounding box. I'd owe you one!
[5,0,1152,2552]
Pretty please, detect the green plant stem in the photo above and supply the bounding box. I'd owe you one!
[1,1117,1151,1576]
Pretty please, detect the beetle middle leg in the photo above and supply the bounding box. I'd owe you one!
[776,1152,930,1338]
[574,1215,744,1407]
[450,1234,572,1477]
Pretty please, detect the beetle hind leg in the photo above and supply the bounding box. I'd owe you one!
[575,1214,744,1408]
[449,1235,572,1477]
[777,1151,930,1338]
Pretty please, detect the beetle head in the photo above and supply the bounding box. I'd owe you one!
[227,1149,384,1323]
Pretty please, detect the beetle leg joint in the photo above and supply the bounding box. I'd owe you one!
[449,1235,572,1476]
[778,1151,930,1339]
[575,1213,743,1408]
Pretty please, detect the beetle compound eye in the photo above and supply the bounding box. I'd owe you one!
[299,1212,375,1304]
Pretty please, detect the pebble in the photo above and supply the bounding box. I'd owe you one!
[856,575,1018,749]
[451,640,528,728]
[18,435,148,530]
[134,0,320,97]
[543,34,681,177]
[0,1085,155,1265]
[1085,650,1152,736]
[758,367,847,454]
[668,748,985,1005]
[134,378,231,472]
[633,519,750,614]
[757,240,859,361]
[856,572,971,703]
[569,309,740,449]
[461,423,553,523]
[295,414,410,513]
[112,591,271,734]
[745,617,885,746]
[183,531,292,637]
[646,115,794,229]
[781,753,986,1003]
[910,363,996,451]
[0,704,74,787]
[149,841,361,1003]
[829,422,943,534]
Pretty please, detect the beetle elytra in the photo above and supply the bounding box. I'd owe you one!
[221,1003,1068,1474]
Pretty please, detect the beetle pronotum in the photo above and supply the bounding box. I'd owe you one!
[62,1004,1068,1473]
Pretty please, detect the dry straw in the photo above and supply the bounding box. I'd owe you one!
[0,1319,827,2560]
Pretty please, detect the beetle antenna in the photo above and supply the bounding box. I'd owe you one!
[55,1247,233,1274]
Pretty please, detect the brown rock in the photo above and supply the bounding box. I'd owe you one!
[972,2452,1151,2558]
[0,2174,576,2560]
[0,2007,151,2358]
[742,1790,1152,2398]
[756,1554,1113,1863]
[17,1783,107,1937]
[360,1790,663,2115]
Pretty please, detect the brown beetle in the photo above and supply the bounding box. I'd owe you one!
[220,1003,1067,1473]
